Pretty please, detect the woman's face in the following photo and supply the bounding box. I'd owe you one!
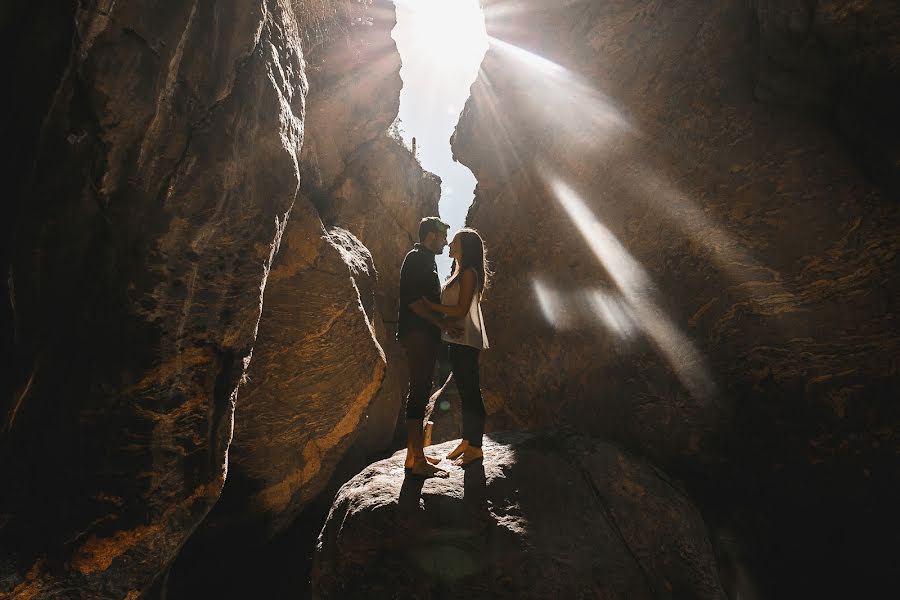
[449,235,462,261]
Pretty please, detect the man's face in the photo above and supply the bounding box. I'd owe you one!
[425,229,448,254]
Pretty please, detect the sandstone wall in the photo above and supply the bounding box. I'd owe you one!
[159,0,439,580]
[0,0,307,596]
[452,0,899,596]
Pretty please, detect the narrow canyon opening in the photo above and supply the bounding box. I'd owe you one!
[391,0,488,278]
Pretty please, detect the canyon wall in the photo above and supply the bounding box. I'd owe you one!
[453,0,899,596]
[201,0,439,542]
[0,0,435,596]
[0,1,306,596]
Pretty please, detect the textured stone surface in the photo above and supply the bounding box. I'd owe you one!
[754,0,900,188]
[163,3,439,593]
[0,0,306,596]
[453,0,899,596]
[324,134,441,321]
[313,431,725,599]
[211,203,386,538]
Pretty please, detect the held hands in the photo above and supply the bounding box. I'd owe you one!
[421,296,463,337]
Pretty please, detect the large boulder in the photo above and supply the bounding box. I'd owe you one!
[452,0,899,595]
[210,201,386,538]
[0,0,306,596]
[313,431,725,599]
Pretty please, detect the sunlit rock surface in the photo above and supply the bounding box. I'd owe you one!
[313,431,725,599]
[205,202,386,539]
[165,3,439,592]
[0,0,305,596]
[453,0,899,596]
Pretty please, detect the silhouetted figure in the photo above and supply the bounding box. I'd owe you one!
[397,217,455,477]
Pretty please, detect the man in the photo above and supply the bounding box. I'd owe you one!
[398,217,456,477]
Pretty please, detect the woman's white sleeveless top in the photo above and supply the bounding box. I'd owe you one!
[441,271,489,349]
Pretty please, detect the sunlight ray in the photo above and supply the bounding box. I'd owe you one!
[548,177,649,299]
[462,67,525,183]
[485,36,632,152]
[544,174,716,401]
[533,279,569,329]
[587,289,637,339]
[628,171,791,299]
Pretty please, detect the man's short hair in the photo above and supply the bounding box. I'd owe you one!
[418,217,450,242]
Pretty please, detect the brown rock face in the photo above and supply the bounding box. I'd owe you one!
[313,432,725,599]
[213,202,386,538]
[324,134,441,321]
[0,0,306,596]
[169,0,437,556]
[452,0,899,596]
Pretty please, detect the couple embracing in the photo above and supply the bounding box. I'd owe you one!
[397,217,490,478]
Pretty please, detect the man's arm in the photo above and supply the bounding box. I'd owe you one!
[409,299,443,327]
[409,299,462,335]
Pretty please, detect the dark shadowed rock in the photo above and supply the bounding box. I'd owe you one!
[0,0,306,596]
[313,431,725,600]
[452,0,899,596]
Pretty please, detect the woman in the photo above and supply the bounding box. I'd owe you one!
[424,228,490,466]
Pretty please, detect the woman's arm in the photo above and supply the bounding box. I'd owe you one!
[426,270,477,318]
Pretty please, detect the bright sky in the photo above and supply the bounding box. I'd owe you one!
[391,0,488,278]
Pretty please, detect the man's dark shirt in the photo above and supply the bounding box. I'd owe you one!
[397,243,441,342]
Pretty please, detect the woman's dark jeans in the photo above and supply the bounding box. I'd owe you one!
[448,343,485,448]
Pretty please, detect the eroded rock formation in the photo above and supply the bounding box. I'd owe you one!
[452,0,899,596]
[1,0,306,596]
[313,431,725,599]
[214,205,386,538]
[163,0,438,572]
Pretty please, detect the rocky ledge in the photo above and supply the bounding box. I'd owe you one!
[313,431,725,599]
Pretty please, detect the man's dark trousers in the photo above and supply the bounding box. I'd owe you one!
[400,330,439,421]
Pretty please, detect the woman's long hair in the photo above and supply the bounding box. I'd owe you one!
[445,228,491,296]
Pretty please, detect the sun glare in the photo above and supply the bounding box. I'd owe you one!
[392,0,488,278]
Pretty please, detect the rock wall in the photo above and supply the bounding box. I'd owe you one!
[159,2,439,587]
[453,0,899,596]
[213,207,386,539]
[0,0,307,597]
[164,1,440,592]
